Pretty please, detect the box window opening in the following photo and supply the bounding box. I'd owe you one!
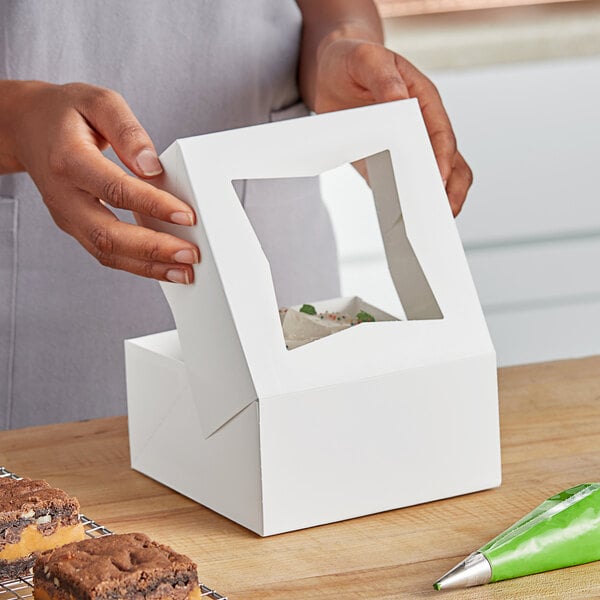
[232,150,442,350]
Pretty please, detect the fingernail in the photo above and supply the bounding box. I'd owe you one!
[136,149,162,177]
[170,211,194,226]
[443,178,448,187]
[166,269,190,284]
[173,249,199,264]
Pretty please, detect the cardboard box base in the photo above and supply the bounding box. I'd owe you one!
[126,329,501,536]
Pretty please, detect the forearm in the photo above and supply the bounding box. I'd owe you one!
[0,80,47,174]
[297,0,383,110]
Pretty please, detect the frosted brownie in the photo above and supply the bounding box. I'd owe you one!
[0,477,84,578]
[33,533,202,600]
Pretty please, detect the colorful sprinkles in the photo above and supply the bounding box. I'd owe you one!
[299,307,375,326]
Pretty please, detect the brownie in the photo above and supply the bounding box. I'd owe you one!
[33,533,200,600]
[0,478,83,579]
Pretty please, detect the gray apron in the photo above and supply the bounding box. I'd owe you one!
[0,1,340,429]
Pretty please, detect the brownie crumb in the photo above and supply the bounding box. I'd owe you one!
[0,556,36,579]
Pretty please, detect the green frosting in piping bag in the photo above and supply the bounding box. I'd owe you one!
[480,483,600,581]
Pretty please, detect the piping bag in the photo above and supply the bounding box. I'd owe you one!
[434,483,600,590]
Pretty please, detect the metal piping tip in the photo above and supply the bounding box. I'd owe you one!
[433,552,492,590]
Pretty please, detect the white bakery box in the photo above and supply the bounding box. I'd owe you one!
[125,99,501,536]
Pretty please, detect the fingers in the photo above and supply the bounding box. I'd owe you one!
[393,55,456,185]
[316,39,459,191]
[54,143,195,226]
[56,84,196,225]
[92,254,195,284]
[17,82,200,283]
[346,45,456,184]
[347,43,410,104]
[49,189,199,283]
[350,47,468,213]
[345,45,472,216]
[445,152,473,217]
[68,83,163,179]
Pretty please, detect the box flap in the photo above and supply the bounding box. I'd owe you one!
[138,143,258,437]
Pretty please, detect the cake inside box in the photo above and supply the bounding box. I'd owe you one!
[279,296,398,350]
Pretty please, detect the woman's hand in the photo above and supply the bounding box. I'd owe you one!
[312,39,472,216]
[3,80,199,283]
[297,0,473,216]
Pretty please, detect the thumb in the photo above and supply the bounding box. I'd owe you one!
[75,85,163,179]
[349,44,410,103]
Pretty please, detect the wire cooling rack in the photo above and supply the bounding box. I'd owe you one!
[0,467,227,600]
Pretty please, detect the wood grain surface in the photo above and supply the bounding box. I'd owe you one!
[374,0,585,18]
[1,355,600,599]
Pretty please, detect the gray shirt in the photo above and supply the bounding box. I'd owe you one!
[0,1,339,429]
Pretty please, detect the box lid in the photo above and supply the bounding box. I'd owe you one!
[139,99,494,437]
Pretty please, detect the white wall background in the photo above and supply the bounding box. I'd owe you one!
[320,54,600,366]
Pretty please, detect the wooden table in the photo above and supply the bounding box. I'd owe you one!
[2,356,600,599]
